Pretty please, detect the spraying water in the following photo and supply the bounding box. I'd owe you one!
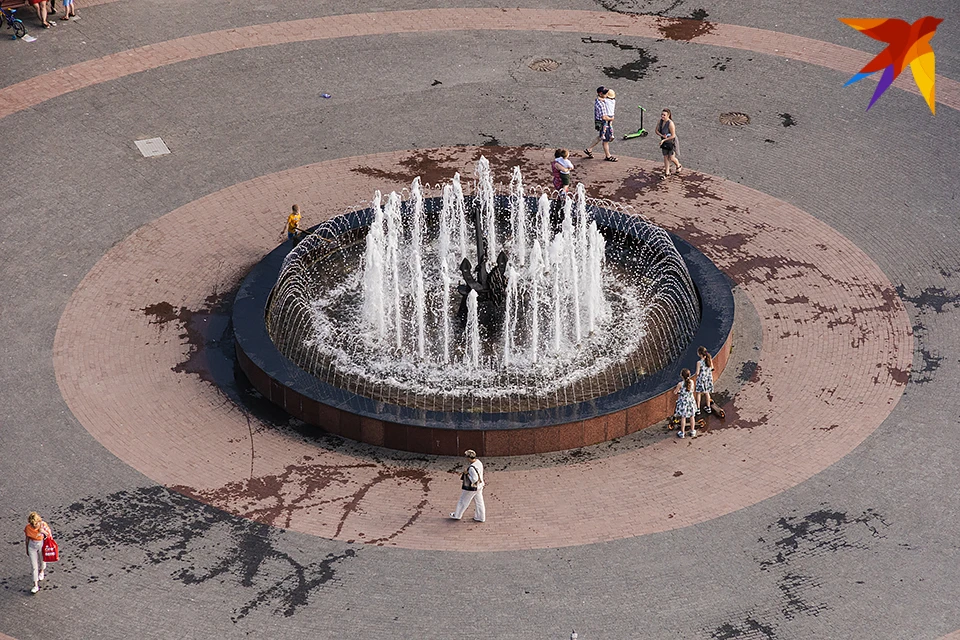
[269,157,701,413]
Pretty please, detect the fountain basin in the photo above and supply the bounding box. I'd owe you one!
[234,204,734,456]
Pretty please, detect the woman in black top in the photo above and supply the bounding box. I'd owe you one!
[657,108,683,177]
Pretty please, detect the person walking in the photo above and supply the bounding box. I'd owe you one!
[551,149,574,194]
[694,346,715,414]
[450,450,485,522]
[583,87,617,162]
[656,108,683,176]
[24,512,52,594]
[674,368,698,438]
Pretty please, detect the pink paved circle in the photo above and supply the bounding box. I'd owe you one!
[1,9,958,121]
[52,147,911,551]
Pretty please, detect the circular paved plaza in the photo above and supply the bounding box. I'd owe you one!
[2,0,959,638]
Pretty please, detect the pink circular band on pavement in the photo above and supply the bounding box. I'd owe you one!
[53,147,911,551]
[1,9,957,120]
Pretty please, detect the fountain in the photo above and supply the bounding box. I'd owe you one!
[235,157,734,455]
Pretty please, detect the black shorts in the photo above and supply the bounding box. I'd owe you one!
[661,141,676,156]
[595,119,604,131]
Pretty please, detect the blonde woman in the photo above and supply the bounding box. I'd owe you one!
[24,512,52,594]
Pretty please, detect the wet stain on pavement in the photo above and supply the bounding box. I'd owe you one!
[678,172,723,203]
[470,146,544,184]
[351,148,465,186]
[894,283,960,384]
[778,113,797,127]
[711,56,733,71]
[657,9,716,41]
[737,361,759,383]
[603,51,660,81]
[711,618,775,639]
[172,461,432,546]
[895,284,960,314]
[602,168,668,201]
[141,279,305,434]
[706,506,889,637]
[582,35,645,51]
[581,36,660,81]
[142,288,234,385]
[479,131,502,147]
[46,486,357,621]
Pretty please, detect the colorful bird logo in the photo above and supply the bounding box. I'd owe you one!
[840,16,942,114]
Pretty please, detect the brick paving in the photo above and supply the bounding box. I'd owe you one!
[1,9,958,121]
[3,3,959,638]
[51,146,911,551]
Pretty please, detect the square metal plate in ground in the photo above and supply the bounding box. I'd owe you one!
[134,137,171,157]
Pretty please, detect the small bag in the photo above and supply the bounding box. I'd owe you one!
[42,536,59,562]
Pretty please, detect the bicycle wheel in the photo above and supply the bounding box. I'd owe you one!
[14,19,25,38]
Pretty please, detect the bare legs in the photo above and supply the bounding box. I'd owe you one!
[585,133,614,160]
[35,1,52,26]
[662,153,682,175]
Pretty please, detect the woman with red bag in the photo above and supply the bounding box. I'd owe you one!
[24,512,53,594]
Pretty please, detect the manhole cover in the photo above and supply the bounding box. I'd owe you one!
[719,112,750,126]
[134,137,171,157]
[529,58,561,72]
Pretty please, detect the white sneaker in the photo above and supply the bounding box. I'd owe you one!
[690,429,698,438]
[30,586,39,594]
[38,571,45,581]
[450,512,460,520]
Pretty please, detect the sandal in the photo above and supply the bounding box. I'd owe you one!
[582,148,594,159]
[604,156,618,162]
[676,165,683,173]
[42,22,50,27]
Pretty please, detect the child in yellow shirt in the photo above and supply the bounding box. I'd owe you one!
[283,204,303,243]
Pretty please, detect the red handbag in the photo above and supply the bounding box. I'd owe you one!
[41,536,59,562]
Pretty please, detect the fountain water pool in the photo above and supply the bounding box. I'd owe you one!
[235,158,734,455]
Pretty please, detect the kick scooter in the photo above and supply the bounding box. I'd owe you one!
[622,105,648,139]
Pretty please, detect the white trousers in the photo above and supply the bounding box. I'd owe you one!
[453,488,485,522]
[28,540,45,585]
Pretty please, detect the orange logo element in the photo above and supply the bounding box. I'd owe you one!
[840,17,942,114]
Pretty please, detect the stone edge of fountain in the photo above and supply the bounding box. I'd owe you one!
[233,216,734,456]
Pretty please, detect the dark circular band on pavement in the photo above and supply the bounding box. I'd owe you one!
[234,201,734,455]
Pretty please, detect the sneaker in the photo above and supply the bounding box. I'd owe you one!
[31,586,39,594]
[690,429,698,438]
[705,405,712,414]
[449,513,460,520]
[473,518,484,523]
[38,571,45,581]
[677,430,684,438]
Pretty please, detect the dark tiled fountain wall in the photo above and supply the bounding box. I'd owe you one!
[237,332,731,455]
[234,209,734,456]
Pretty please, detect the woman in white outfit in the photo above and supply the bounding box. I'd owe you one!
[24,512,52,594]
[450,450,485,522]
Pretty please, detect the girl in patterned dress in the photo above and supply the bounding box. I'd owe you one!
[694,346,715,414]
[674,368,697,438]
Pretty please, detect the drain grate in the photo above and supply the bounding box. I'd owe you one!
[719,112,750,126]
[529,58,561,72]
[134,137,171,157]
